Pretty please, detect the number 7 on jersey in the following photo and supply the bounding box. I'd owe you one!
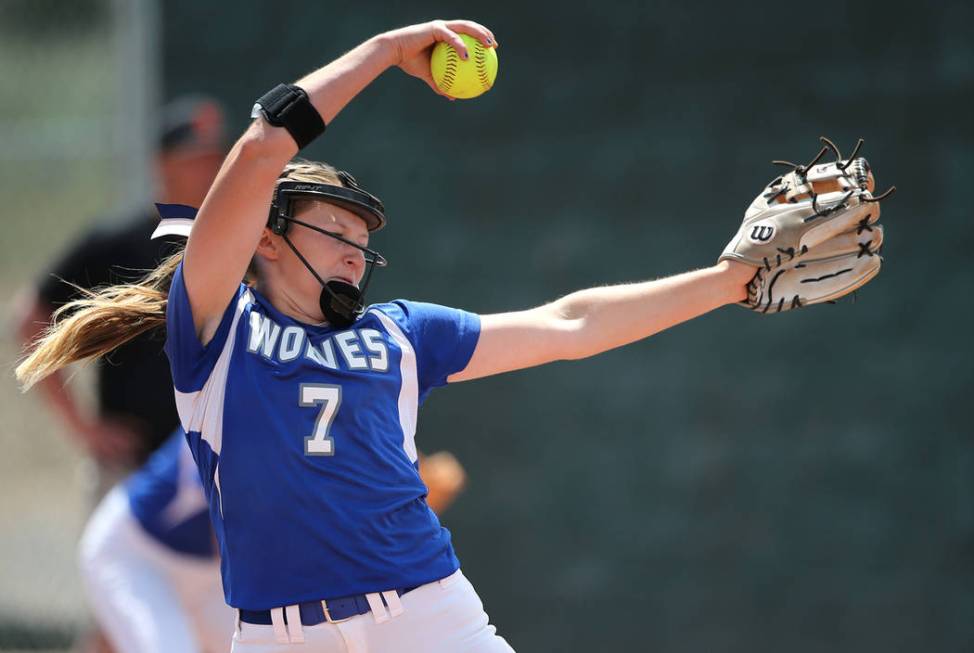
[300,384,342,455]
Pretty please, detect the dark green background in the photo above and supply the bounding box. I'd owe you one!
[163,2,972,651]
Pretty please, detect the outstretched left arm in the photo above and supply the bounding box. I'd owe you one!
[448,260,753,383]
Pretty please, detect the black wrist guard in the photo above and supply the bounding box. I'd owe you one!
[251,83,326,150]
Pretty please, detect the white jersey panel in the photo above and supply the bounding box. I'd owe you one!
[173,289,252,457]
[371,309,419,464]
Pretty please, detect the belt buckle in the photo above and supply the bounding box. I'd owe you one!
[320,599,352,624]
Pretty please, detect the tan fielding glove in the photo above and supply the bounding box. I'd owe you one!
[722,137,894,312]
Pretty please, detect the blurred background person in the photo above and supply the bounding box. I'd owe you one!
[13,96,226,484]
[79,429,232,653]
[11,95,226,653]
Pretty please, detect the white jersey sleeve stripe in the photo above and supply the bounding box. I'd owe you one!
[371,309,419,463]
[173,289,252,457]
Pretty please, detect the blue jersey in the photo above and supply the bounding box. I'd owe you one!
[165,263,480,610]
[125,429,215,558]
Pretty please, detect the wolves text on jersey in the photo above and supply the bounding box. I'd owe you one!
[246,313,389,372]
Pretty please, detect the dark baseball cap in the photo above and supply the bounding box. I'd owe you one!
[158,95,226,154]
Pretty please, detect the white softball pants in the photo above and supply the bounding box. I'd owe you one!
[79,488,235,653]
[231,569,515,653]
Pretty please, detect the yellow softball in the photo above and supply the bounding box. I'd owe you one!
[430,34,498,100]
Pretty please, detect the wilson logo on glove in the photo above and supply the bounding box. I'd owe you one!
[748,224,775,242]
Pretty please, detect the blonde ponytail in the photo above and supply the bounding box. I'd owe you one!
[15,250,184,391]
[17,159,345,391]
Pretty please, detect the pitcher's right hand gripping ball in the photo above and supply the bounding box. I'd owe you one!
[431,34,498,99]
[720,137,895,313]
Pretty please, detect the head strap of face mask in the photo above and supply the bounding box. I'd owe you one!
[267,173,388,328]
[268,172,386,235]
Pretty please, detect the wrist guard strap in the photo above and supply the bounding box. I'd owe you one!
[251,83,325,150]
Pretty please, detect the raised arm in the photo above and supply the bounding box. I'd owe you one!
[184,20,496,344]
[448,260,754,382]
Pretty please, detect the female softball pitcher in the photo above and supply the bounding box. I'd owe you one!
[18,19,761,653]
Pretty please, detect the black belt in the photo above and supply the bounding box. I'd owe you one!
[239,585,420,626]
